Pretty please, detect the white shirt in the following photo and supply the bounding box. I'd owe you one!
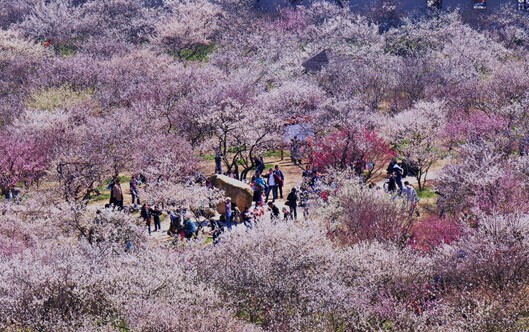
[268,173,276,186]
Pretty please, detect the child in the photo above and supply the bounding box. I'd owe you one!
[267,202,280,221]
[241,207,254,229]
[282,207,292,220]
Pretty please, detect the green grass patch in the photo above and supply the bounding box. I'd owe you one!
[202,153,215,161]
[263,163,275,171]
[175,43,215,62]
[91,192,111,202]
[264,150,283,158]
[418,187,436,200]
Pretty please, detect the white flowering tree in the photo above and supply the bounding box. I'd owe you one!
[387,101,447,190]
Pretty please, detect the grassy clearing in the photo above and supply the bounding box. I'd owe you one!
[27,85,92,111]
[170,43,215,62]
[202,153,215,161]
[418,187,436,200]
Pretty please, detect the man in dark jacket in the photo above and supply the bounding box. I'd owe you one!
[286,187,298,220]
[274,165,285,198]
[393,164,404,194]
[151,205,162,232]
[141,203,152,235]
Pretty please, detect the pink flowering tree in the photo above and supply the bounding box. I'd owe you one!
[409,216,462,252]
[311,128,395,182]
[0,132,50,194]
[444,110,508,147]
[320,175,412,245]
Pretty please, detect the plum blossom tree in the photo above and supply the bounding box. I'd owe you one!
[153,0,221,55]
[387,101,447,190]
[131,131,196,183]
[311,128,394,181]
[199,98,280,179]
[444,110,508,147]
[3,2,529,331]
[320,174,412,245]
[0,242,257,331]
[0,131,51,194]
[0,0,36,29]
[409,216,462,252]
[17,0,83,49]
[0,30,48,126]
[438,143,529,219]
[191,221,341,331]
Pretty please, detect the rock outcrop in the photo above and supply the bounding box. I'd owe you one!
[210,174,253,214]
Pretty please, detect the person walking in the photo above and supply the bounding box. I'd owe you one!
[402,181,420,216]
[265,168,279,203]
[274,165,285,198]
[111,178,124,210]
[286,187,298,220]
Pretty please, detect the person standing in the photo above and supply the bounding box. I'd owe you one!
[111,178,124,210]
[265,168,279,203]
[302,165,313,179]
[254,156,265,175]
[286,187,298,220]
[151,205,162,232]
[274,165,285,199]
[290,136,302,165]
[387,158,398,174]
[402,181,419,216]
[130,175,140,207]
[224,197,233,230]
[385,173,397,194]
[253,184,264,207]
[215,148,223,174]
[299,186,310,219]
[141,203,152,235]
[393,164,404,194]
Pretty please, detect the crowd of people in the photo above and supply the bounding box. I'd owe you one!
[102,144,421,241]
